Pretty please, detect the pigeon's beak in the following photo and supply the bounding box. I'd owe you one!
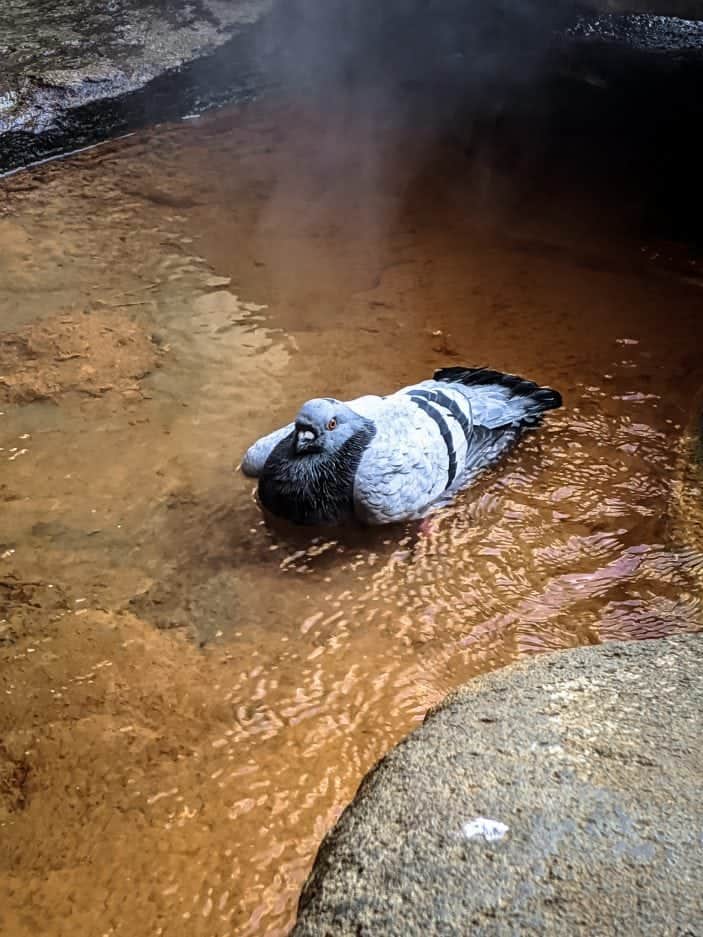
[295,426,319,454]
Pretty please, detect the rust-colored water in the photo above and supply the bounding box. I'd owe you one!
[1,95,702,937]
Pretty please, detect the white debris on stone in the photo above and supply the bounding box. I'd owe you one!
[461,817,509,842]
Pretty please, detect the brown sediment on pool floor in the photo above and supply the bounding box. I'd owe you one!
[0,308,160,403]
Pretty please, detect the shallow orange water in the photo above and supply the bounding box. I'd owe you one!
[1,93,702,937]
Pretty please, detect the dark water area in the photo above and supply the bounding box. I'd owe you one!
[1,7,703,937]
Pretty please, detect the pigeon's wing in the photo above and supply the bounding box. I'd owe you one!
[392,377,525,488]
[352,396,452,524]
[413,366,562,490]
[241,423,294,477]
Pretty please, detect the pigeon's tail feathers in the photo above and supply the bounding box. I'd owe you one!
[433,366,562,429]
[434,366,562,409]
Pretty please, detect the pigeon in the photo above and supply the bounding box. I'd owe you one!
[241,366,562,526]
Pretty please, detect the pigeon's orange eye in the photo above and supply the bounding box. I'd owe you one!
[327,418,337,431]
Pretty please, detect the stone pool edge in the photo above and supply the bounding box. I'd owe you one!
[4,3,703,178]
[0,0,276,175]
[291,634,703,936]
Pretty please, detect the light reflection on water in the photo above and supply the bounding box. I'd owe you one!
[1,96,702,937]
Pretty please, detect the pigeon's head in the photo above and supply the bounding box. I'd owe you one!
[293,398,366,456]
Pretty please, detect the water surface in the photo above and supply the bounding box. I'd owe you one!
[1,93,702,937]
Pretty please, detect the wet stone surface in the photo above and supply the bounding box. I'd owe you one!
[293,635,703,937]
[0,0,273,172]
[3,0,703,175]
[567,10,703,51]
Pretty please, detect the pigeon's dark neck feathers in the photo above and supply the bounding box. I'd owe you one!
[258,423,376,525]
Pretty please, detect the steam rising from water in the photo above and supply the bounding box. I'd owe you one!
[249,0,582,281]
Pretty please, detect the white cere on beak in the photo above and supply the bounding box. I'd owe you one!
[298,429,315,443]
